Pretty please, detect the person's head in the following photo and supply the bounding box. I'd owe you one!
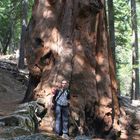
[61,80,68,89]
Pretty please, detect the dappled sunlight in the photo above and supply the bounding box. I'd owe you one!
[51,28,59,42]
[63,63,72,71]
[76,44,83,52]
[44,0,51,7]
[71,111,79,121]
[74,40,93,68]
[74,55,84,67]
[96,52,105,65]
[96,74,101,82]
[50,28,64,55]
[97,96,113,132]
[43,10,54,19]
[99,96,112,106]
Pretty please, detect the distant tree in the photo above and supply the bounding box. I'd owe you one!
[131,0,139,100]
[107,0,116,66]
[2,23,12,54]
[18,0,28,69]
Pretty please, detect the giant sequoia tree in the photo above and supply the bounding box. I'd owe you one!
[24,0,120,138]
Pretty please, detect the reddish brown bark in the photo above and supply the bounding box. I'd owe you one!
[24,0,120,138]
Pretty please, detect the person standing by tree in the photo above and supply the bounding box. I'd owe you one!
[53,80,70,139]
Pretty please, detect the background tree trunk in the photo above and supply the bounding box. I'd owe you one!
[2,24,12,55]
[24,0,120,138]
[131,0,139,100]
[107,0,116,69]
[18,0,28,69]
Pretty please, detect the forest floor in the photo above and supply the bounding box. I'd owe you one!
[0,55,140,140]
[0,55,28,116]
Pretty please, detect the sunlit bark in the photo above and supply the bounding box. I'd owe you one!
[24,0,120,138]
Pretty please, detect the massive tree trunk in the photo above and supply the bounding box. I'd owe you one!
[24,0,120,138]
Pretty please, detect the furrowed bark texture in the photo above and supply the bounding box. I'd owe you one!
[24,0,120,137]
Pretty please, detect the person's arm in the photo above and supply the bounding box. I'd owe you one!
[52,89,59,103]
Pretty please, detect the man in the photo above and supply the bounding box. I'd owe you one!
[54,80,70,139]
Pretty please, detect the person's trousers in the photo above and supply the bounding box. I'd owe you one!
[55,104,69,135]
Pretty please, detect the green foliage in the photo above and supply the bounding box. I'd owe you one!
[0,0,34,54]
[114,0,132,95]
[0,0,20,52]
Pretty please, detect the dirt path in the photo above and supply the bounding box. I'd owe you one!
[0,68,27,116]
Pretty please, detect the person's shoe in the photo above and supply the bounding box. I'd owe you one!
[61,134,70,140]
